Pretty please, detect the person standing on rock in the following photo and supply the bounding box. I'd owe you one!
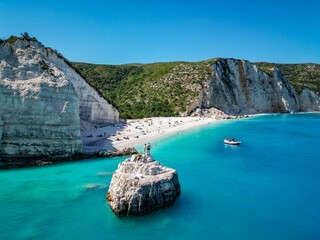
[147,143,151,155]
[144,144,147,155]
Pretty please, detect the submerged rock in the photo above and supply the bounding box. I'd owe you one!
[106,154,181,217]
[84,183,107,190]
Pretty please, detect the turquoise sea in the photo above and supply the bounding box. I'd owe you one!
[1,113,320,240]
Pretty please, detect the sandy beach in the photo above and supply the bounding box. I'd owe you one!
[81,116,220,153]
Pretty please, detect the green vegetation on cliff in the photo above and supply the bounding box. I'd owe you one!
[72,60,216,118]
[72,59,320,119]
[1,33,38,44]
[255,62,320,94]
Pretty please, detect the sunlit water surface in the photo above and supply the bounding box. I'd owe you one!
[1,113,319,240]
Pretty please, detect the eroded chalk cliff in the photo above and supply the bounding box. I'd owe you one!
[200,59,319,115]
[46,52,119,125]
[0,37,119,166]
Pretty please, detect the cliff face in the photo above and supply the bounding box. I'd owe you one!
[299,88,320,111]
[47,54,119,125]
[254,62,320,95]
[201,59,319,115]
[0,38,119,164]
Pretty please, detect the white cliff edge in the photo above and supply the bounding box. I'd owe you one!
[0,37,119,166]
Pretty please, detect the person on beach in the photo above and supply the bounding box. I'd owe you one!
[144,144,147,155]
[147,143,151,155]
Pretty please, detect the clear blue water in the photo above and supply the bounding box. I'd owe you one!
[1,113,320,240]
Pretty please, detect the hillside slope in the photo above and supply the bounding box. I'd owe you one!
[72,59,320,118]
[72,60,216,118]
[255,62,320,95]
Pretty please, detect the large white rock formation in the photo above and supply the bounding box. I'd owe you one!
[0,37,119,164]
[107,154,181,216]
[200,58,319,115]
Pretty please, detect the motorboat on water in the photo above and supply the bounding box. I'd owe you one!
[224,138,241,145]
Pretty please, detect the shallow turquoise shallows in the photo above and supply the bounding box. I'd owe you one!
[1,113,320,240]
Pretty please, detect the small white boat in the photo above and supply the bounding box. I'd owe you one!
[224,138,241,145]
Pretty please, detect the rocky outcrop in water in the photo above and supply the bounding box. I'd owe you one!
[0,36,119,167]
[199,59,319,115]
[106,154,181,216]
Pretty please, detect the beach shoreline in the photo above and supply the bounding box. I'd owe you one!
[112,117,218,151]
[81,113,249,154]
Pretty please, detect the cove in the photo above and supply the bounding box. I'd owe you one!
[0,113,319,240]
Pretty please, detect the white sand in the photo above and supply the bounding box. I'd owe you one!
[81,117,219,153]
[112,117,218,150]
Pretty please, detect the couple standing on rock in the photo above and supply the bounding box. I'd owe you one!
[144,143,151,155]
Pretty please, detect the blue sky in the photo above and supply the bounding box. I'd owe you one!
[1,0,319,64]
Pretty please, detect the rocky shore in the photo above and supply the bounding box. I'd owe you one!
[190,107,251,119]
[0,148,137,169]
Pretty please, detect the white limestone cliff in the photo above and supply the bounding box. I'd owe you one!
[46,52,119,125]
[200,59,319,115]
[299,88,320,112]
[0,37,119,165]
